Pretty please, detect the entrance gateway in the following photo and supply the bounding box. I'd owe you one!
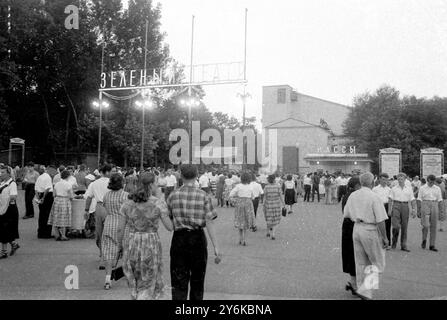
[97,10,249,166]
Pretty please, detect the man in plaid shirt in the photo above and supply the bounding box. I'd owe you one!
[167,164,220,300]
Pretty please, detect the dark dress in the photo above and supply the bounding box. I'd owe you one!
[0,181,19,244]
[341,191,356,277]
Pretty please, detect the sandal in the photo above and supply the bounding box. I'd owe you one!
[104,282,111,290]
[0,250,7,259]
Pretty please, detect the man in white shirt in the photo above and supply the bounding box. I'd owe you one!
[389,173,416,252]
[343,172,389,300]
[250,176,264,232]
[84,164,112,269]
[337,173,349,203]
[199,172,210,194]
[372,173,391,249]
[165,169,177,200]
[303,173,312,202]
[417,174,443,252]
[35,166,54,239]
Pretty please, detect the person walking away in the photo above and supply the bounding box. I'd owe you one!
[165,170,177,200]
[303,173,312,202]
[23,162,39,219]
[74,165,88,195]
[372,173,392,250]
[229,172,255,245]
[209,172,217,196]
[389,173,416,252]
[341,176,361,295]
[311,172,320,202]
[0,165,20,259]
[199,172,210,194]
[84,164,112,269]
[35,165,54,239]
[337,173,348,203]
[101,173,129,289]
[124,169,138,194]
[417,175,443,252]
[324,174,332,205]
[435,177,446,232]
[263,174,284,240]
[343,172,389,300]
[48,170,74,241]
[330,175,337,204]
[283,175,296,214]
[224,174,235,207]
[166,164,220,300]
[215,173,225,207]
[250,174,263,232]
[121,172,173,299]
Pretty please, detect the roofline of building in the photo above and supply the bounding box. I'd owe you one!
[262,84,353,109]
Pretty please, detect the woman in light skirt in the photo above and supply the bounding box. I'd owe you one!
[229,172,255,245]
[48,170,74,241]
[101,173,129,290]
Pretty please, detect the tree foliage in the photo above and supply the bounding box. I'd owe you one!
[343,85,447,175]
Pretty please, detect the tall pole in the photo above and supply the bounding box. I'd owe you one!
[97,43,105,168]
[243,8,247,82]
[243,8,248,168]
[188,15,195,164]
[140,107,145,172]
[140,20,149,172]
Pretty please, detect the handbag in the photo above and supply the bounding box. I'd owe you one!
[281,207,287,217]
[111,266,125,281]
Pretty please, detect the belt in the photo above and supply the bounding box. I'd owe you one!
[356,220,376,225]
[96,201,103,204]
[393,200,409,203]
[175,228,203,232]
[422,200,438,202]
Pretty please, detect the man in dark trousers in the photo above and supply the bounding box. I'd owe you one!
[167,164,220,300]
[311,172,320,202]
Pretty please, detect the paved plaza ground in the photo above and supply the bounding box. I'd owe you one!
[0,189,446,300]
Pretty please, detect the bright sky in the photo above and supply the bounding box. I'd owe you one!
[156,0,447,125]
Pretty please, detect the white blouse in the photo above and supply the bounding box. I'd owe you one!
[229,183,254,199]
[0,179,17,215]
[54,180,74,197]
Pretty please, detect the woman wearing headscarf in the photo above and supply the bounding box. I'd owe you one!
[121,172,173,300]
[0,165,20,259]
[101,173,129,290]
[341,175,361,295]
[48,170,74,241]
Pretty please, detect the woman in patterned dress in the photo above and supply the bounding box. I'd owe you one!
[229,172,255,245]
[101,173,129,290]
[121,172,173,300]
[263,174,285,240]
[48,170,73,241]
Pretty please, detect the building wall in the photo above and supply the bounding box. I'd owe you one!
[262,85,352,135]
[262,85,353,173]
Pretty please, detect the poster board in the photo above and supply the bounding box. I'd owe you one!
[420,148,444,178]
[379,148,401,177]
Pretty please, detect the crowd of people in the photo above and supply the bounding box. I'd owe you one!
[1,161,445,300]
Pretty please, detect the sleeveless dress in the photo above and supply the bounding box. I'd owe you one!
[263,183,282,228]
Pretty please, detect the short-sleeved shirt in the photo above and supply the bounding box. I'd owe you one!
[24,170,39,184]
[229,183,254,198]
[417,184,442,202]
[0,179,17,215]
[54,180,73,197]
[85,177,110,203]
[35,172,54,193]
[343,187,388,224]
[167,185,217,230]
[372,185,391,204]
[390,185,415,202]
[250,181,264,198]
